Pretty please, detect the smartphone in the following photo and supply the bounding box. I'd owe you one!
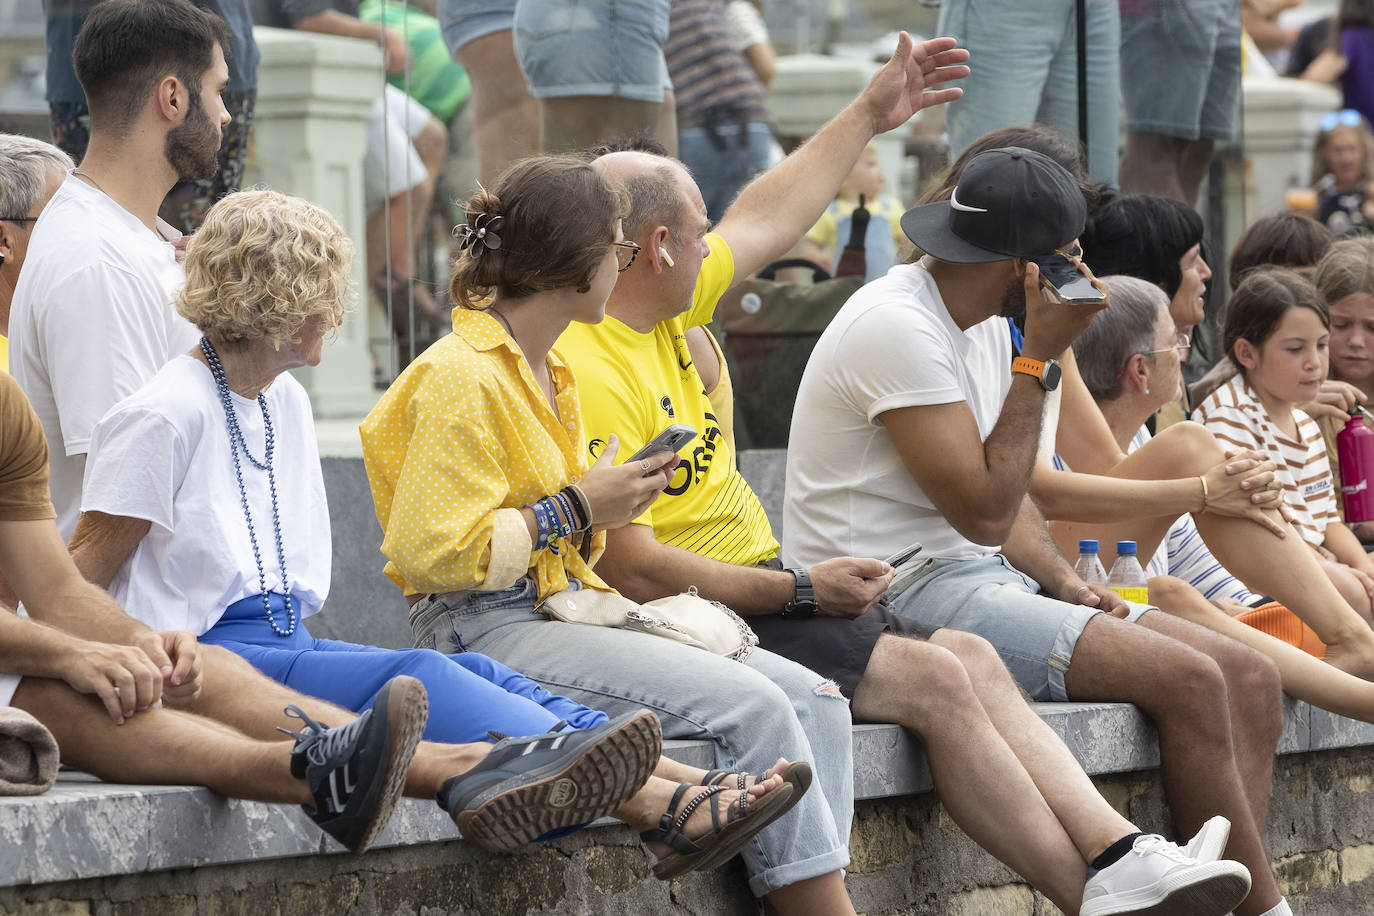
[884,542,923,569]
[628,424,697,463]
[1030,254,1105,305]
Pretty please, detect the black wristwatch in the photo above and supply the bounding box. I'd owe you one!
[781,567,820,618]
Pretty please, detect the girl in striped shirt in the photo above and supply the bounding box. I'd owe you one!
[1194,268,1374,629]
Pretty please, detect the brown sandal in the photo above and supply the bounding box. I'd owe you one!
[642,778,802,879]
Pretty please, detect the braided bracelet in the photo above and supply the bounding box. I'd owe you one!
[566,483,594,529]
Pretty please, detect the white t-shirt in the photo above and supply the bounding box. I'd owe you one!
[782,262,1012,565]
[8,176,199,538]
[82,356,332,636]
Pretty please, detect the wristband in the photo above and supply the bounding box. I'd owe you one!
[529,498,554,551]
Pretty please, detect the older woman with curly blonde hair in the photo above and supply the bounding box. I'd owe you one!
[68,187,804,869]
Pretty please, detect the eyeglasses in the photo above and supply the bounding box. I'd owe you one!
[0,216,37,223]
[1144,331,1191,356]
[1320,109,1363,132]
[613,240,641,272]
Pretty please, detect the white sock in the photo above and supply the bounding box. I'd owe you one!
[1255,899,1292,916]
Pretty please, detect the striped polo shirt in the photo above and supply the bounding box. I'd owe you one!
[1194,375,1340,547]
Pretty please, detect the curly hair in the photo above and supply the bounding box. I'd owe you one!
[450,156,629,308]
[176,189,355,346]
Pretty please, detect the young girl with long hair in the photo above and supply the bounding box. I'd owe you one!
[1194,268,1374,629]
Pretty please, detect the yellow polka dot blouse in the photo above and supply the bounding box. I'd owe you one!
[360,308,608,601]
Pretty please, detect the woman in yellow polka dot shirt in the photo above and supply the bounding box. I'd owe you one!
[362,156,859,903]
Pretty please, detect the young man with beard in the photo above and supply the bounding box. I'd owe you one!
[10,0,227,538]
[782,146,1295,916]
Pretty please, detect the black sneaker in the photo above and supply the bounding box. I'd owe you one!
[281,675,428,853]
[437,708,662,853]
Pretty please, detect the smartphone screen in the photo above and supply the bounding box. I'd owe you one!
[1030,254,1104,304]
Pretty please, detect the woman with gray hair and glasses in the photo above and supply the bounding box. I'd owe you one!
[0,134,72,369]
[1069,275,1374,723]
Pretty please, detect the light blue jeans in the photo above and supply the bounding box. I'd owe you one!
[938,0,1120,185]
[410,578,854,897]
[678,119,774,223]
[885,555,1151,702]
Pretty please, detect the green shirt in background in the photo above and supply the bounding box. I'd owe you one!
[359,0,471,122]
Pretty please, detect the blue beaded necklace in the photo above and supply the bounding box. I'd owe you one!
[200,337,296,637]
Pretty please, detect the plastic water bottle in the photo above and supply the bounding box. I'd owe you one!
[1074,539,1108,586]
[1107,541,1149,604]
[1338,408,1374,522]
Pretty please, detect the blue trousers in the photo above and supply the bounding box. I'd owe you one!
[202,593,608,744]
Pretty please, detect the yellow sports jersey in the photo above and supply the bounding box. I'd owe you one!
[559,233,779,566]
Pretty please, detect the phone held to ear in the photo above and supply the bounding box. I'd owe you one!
[628,424,697,465]
[1029,254,1105,305]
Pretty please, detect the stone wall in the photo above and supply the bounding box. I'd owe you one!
[5,746,1374,916]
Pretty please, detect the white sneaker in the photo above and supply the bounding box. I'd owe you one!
[1080,834,1251,916]
[1182,816,1232,863]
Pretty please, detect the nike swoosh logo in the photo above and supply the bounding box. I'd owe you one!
[950,187,988,213]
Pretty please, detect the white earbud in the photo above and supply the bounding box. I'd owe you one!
[659,249,675,268]
[1144,384,1151,394]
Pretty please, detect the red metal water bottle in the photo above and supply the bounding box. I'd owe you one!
[1338,408,1374,522]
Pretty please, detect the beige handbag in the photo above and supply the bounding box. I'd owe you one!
[541,586,758,661]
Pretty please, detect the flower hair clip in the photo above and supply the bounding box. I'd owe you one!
[455,213,504,256]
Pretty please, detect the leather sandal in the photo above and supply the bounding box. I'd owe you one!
[703,761,813,796]
[642,778,800,880]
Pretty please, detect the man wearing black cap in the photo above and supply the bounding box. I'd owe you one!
[782,146,1292,916]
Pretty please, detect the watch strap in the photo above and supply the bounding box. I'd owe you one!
[1010,356,1047,381]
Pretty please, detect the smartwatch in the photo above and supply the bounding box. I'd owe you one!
[781,567,820,618]
[1011,356,1062,391]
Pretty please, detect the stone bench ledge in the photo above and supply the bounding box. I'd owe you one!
[6,698,1373,889]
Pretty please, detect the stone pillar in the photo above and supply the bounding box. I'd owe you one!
[246,26,382,422]
[1241,76,1342,222]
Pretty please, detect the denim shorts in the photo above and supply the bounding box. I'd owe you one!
[885,555,1152,702]
[1119,0,1242,141]
[513,0,672,102]
[436,0,514,56]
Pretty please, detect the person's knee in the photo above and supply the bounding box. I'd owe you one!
[1147,574,1192,609]
[1156,643,1230,708]
[860,637,976,727]
[928,628,1007,683]
[1158,420,1226,471]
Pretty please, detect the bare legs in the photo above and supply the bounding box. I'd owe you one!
[539,93,678,156]
[1064,612,1284,916]
[1151,575,1374,724]
[454,29,540,185]
[12,676,312,805]
[1050,421,1374,677]
[851,632,1137,914]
